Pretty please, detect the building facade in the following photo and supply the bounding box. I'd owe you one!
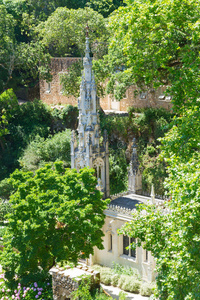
[40,57,172,111]
[93,193,157,282]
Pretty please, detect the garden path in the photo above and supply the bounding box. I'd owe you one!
[101,283,150,300]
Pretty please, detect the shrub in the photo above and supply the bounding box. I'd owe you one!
[100,268,112,285]
[0,178,13,200]
[92,264,103,272]
[141,145,167,196]
[19,130,71,171]
[111,262,140,279]
[140,282,155,296]
[118,275,127,289]
[111,274,120,287]
[119,291,127,300]
[71,277,112,300]
[100,273,112,285]
[118,275,141,293]
[51,104,78,131]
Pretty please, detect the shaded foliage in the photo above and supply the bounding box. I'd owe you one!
[0,90,52,180]
[100,108,173,195]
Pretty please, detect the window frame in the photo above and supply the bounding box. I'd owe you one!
[122,235,136,260]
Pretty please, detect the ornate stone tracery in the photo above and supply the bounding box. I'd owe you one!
[71,37,109,198]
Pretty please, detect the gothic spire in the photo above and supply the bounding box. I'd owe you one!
[131,138,139,175]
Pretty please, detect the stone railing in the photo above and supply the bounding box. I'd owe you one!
[107,204,135,216]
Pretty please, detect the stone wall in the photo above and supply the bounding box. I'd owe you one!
[49,265,100,300]
[40,58,80,105]
[100,85,172,111]
[40,58,172,111]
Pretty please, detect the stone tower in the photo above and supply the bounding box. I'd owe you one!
[71,37,110,198]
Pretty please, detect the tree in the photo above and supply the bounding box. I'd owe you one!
[0,90,52,180]
[0,163,109,285]
[0,5,16,92]
[87,0,124,18]
[37,7,109,57]
[109,1,200,299]
[19,130,72,171]
[0,2,51,93]
[1,0,87,24]
[0,89,18,148]
[120,138,200,299]
[102,0,200,107]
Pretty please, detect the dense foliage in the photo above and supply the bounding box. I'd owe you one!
[113,0,200,299]
[19,129,71,171]
[0,88,172,196]
[0,3,51,93]
[0,89,79,180]
[102,0,200,108]
[71,277,112,300]
[100,108,173,195]
[0,0,124,93]
[37,7,109,58]
[120,152,200,299]
[0,163,109,285]
[0,90,52,180]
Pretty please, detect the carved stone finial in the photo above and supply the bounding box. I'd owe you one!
[131,138,139,175]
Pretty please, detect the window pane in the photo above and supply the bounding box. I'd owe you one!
[108,234,112,251]
[130,238,136,258]
[123,235,129,255]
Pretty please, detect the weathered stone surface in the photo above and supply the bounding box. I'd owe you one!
[49,265,100,300]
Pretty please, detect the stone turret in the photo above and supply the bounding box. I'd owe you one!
[71,37,110,198]
[128,138,142,194]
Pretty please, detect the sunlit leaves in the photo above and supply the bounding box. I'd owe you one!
[106,0,200,107]
[0,163,109,284]
[37,7,109,57]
